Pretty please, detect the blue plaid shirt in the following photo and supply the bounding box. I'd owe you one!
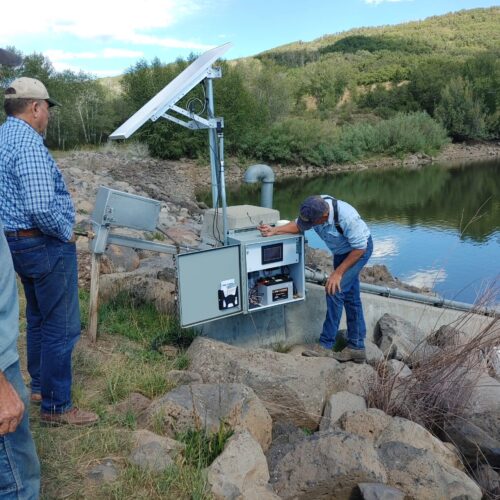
[0,116,74,242]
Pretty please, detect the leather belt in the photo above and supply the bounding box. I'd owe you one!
[4,228,43,238]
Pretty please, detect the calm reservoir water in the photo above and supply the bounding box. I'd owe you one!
[200,160,500,305]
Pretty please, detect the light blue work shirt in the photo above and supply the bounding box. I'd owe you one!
[305,195,371,255]
[0,219,19,372]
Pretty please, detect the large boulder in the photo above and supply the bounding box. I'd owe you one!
[467,373,500,414]
[146,383,272,451]
[320,391,367,431]
[427,324,469,348]
[270,430,388,499]
[265,422,308,475]
[374,314,425,361]
[384,360,412,379]
[101,244,140,274]
[186,337,341,429]
[337,409,393,442]
[488,347,500,381]
[365,340,385,366]
[338,410,463,470]
[207,430,279,500]
[164,225,200,248]
[356,482,405,500]
[377,417,463,470]
[100,269,176,313]
[165,370,203,386]
[468,411,500,441]
[474,464,500,499]
[129,430,184,472]
[329,362,377,398]
[442,419,500,468]
[377,441,481,500]
[112,392,151,421]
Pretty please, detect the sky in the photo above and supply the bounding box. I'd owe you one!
[1,0,498,77]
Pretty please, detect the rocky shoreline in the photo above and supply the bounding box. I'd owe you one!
[54,142,500,499]
[220,141,500,184]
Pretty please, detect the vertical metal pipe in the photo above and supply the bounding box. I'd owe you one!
[218,130,228,245]
[243,164,275,208]
[205,79,219,207]
[261,181,274,209]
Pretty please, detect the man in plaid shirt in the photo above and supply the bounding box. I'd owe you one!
[0,49,40,500]
[0,77,98,426]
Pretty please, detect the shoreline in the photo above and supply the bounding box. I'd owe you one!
[220,141,500,186]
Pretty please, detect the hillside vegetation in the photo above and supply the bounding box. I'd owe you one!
[1,7,499,166]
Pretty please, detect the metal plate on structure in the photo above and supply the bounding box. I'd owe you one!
[109,43,232,140]
[92,187,161,231]
[178,245,242,327]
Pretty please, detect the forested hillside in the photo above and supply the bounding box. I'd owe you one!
[1,7,498,166]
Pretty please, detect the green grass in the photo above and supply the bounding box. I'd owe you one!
[80,289,198,348]
[22,288,213,498]
[177,424,234,470]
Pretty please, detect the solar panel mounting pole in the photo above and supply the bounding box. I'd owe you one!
[109,42,232,246]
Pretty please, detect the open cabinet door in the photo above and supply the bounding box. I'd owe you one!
[177,245,242,327]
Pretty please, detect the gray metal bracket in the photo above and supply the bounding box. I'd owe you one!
[90,223,193,256]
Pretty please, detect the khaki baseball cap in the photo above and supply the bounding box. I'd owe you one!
[4,77,61,107]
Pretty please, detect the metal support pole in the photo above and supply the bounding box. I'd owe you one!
[205,79,219,208]
[218,124,228,245]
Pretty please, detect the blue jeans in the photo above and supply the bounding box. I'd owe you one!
[320,236,373,350]
[0,361,40,499]
[7,235,80,414]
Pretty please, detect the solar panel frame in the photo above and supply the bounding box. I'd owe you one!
[109,42,232,140]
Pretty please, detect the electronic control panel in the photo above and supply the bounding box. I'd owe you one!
[228,230,305,313]
[178,229,305,327]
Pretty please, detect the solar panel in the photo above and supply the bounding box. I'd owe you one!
[109,42,232,140]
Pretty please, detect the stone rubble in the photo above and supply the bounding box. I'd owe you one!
[56,148,499,498]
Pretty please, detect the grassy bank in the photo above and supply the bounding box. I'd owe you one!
[19,291,216,499]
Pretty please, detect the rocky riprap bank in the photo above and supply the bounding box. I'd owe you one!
[57,145,500,499]
[110,315,500,499]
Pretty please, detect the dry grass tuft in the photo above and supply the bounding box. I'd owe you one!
[367,309,499,497]
[367,314,499,430]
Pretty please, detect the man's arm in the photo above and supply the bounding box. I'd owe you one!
[258,221,300,237]
[325,248,366,295]
[0,371,24,435]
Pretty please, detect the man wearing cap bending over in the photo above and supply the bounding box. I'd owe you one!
[0,77,98,425]
[0,50,41,499]
[259,195,373,363]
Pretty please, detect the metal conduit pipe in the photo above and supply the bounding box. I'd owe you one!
[243,164,275,208]
[304,267,499,317]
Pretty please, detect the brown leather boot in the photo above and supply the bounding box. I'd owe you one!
[330,347,366,364]
[41,407,99,426]
[302,344,333,357]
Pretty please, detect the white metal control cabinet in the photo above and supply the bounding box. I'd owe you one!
[177,230,305,327]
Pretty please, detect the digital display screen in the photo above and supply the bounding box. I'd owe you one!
[261,243,283,265]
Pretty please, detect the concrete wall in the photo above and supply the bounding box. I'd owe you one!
[198,282,493,348]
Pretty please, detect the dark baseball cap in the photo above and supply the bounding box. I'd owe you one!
[296,195,329,232]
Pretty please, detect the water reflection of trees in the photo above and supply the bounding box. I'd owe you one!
[220,161,500,243]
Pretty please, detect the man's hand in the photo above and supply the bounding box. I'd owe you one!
[0,373,24,436]
[258,224,276,237]
[325,270,343,295]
